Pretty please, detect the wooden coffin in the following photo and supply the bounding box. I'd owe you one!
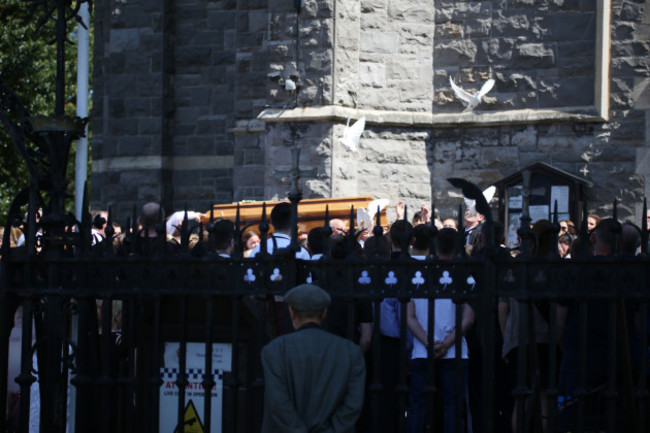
[202,196,388,235]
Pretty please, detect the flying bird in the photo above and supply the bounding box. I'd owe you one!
[284,78,297,91]
[463,185,496,216]
[449,76,495,112]
[340,116,366,153]
[357,198,389,231]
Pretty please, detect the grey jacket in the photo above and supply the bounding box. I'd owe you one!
[261,323,366,433]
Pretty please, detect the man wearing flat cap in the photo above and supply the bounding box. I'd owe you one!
[261,283,366,433]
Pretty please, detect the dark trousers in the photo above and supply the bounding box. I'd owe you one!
[407,358,469,433]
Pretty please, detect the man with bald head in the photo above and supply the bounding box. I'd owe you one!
[139,202,164,238]
[329,218,347,236]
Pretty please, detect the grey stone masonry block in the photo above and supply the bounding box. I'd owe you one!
[187,136,217,154]
[196,116,227,135]
[110,118,140,136]
[124,98,151,116]
[216,140,235,155]
[207,10,237,29]
[463,17,492,38]
[611,56,650,77]
[388,1,435,23]
[620,2,645,22]
[359,62,386,88]
[539,12,596,42]
[302,0,333,19]
[358,87,400,110]
[108,29,141,53]
[360,32,400,54]
[269,14,298,40]
[399,80,433,103]
[513,43,556,69]
[611,41,650,60]
[233,165,265,187]
[138,118,162,135]
[118,136,153,156]
[477,38,515,64]
[249,10,268,33]
[435,39,478,66]
[303,49,333,74]
[123,12,152,28]
[436,1,491,22]
[120,169,162,190]
[177,46,215,69]
[556,41,595,77]
[108,53,125,74]
[299,19,325,41]
[109,74,139,98]
[497,72,537,92]
[538,77,594,107]
[491,11,534,38]
[109,99,125,118]
[387,57,419,80]
[436,21,464,39]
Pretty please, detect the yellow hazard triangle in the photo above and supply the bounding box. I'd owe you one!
[174,399,205,433]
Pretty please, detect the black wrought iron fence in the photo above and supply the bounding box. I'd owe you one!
[1,191,650,433]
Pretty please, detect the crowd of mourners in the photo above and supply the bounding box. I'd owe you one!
[1,199,649,433]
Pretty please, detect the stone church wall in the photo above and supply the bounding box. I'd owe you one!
[91,0,650,224]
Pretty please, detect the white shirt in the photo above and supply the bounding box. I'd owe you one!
[248,233,311,260]
[411,256,468,360]
[411,298,468,360]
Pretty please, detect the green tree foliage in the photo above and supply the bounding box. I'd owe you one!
[0,0,85,224]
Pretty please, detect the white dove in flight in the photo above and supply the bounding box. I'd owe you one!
[340,116,366,153]
[464,185,496,216]
[357,199,389,231]
[449,76,495,112]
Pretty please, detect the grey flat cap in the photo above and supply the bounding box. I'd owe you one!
[284,283,331,311]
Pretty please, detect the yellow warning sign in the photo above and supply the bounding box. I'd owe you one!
[174,399,205,433]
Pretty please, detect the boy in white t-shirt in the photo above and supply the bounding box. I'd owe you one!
[406,227,475,433]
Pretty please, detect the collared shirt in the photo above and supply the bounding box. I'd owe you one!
[249,233,311,260]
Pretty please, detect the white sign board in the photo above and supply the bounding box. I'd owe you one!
[159,342,232,433]
[529,205,550,224]
[550,185,570,214]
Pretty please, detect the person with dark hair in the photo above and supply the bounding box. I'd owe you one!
[213,219,234,258]
[389,219,413,259]
[363,234,391,260]
[320,234,372,353]
[407,227,475,433]
[90,209,108,246]
[434,226,457,258]
[411,224,435,258]
[500,219,558,432]
[556,218,631,432]
[307,226,326,260]
[249,202,310,259]
[620,222,641,256]
[559,219,576,236]
[368,219,415,432]
[261,284,365,433]
[586,213,601,232]
[558,233,573,259]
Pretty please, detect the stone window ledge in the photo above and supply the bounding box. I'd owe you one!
[257,105,606,128]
